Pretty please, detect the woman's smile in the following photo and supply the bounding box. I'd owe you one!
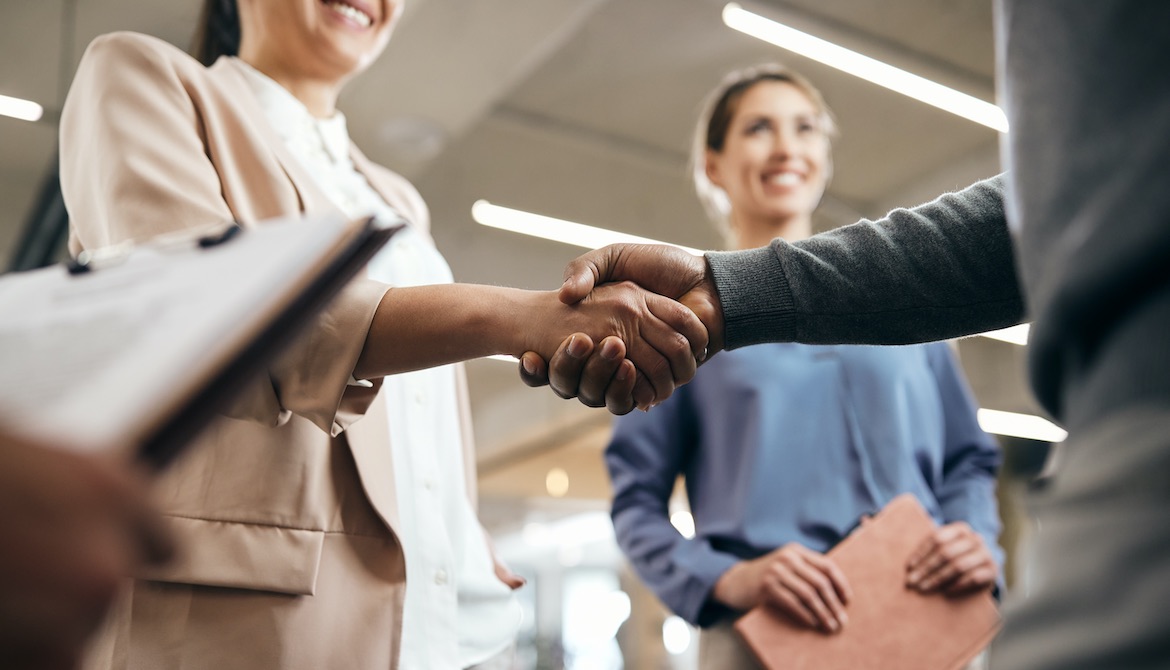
[320,0,376,30]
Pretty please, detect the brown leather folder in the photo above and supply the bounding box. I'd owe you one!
[734,494,1000,669]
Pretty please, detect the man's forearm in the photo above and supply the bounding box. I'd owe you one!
[708,176,1025,349]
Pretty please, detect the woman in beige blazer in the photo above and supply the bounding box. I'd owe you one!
[59,1,707,668]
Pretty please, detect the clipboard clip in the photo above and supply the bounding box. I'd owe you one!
[67,223,244,275]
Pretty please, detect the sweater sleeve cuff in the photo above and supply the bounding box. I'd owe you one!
[706,244,796,349]
[672,541,741,627]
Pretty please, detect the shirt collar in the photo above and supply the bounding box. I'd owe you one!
[232,58,352,164]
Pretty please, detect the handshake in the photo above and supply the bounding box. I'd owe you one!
[516,243,726,415]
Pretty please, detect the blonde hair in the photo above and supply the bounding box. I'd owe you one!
[690,64,838,240]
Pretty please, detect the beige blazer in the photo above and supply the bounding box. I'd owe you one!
[61,32,478,670]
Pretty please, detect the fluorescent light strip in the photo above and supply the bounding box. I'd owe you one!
[978,323,1030,346]
[0,94,44,122]
[978,408,1067,442]
[471,200,701,255]
[721,3,1008,133]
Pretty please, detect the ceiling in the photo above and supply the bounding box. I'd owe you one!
[0,0,1030,513]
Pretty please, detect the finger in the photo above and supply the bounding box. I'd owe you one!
[800,550,853,606]
[907,524,968,569]
[915,543,982,592]
[774,566,839,633]
[636,314,697,392]
[625,301,703,403]
[128,501,175,566]
[944,565,997,596]
[763,579,819,629]
[625,337,675,407]
[783,562,843,632]
[908,534,976,586]
[112,464,175,566]
[606,360,638,416]
[547,334,594,400]
[908,525,964,569]
[577,337,626,408]
[500,572,527,590]
[518,351,550,388]
[494,563,528,590]
[645,293,709,363]
[632,371,656,411]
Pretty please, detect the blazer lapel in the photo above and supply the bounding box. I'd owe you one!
[208,58,342,219]
[206,58,403,536]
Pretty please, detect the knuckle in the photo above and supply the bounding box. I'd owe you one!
[578,394,605,408]
[641,356,672,386]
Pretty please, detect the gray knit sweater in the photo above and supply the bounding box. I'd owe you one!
[707,176,1021,350]
[708,2,1170,430]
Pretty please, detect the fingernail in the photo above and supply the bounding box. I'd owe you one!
[699,346,708,362]
[600,339,622,361]
[907,571,920,584]
[616,364,631,382]
[567,335,589,358]
[839,612,848,626]
[522,357,537,375]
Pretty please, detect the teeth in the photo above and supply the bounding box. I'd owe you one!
[766,172,801,187]
[326,1,373,27]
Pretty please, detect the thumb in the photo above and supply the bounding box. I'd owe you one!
[560,246,621,305]
[517,351,550,388]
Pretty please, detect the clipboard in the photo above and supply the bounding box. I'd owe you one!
[0,213,403,469]
[734,494,1001,670]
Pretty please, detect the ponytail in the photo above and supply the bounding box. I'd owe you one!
[192,0,241,67]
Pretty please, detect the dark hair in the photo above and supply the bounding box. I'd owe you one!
[192,0,241,67]
[691,64,837,234]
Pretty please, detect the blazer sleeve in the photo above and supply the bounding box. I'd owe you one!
[59,32,390,436]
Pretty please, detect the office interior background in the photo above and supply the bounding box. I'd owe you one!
[0,1,1054,668]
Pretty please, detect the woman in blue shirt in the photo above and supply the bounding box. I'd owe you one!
[603,65,1003,667]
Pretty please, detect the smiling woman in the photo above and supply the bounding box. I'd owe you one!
[56,0,707,669]
[601,64,1004,669]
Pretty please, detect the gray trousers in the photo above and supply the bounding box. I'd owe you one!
[991,405,1170,668]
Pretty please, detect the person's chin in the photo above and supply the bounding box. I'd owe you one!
[759,198,809,219]
[312,42,369,78]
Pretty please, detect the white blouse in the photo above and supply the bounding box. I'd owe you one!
[236,59,520,669]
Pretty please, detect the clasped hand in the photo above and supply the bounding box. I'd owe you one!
[521,244,726,414]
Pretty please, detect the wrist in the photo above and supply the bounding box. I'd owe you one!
[492,288,559,358]
[712,560,754,611]
[697,262,726,355]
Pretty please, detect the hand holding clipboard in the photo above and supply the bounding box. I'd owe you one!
[0,212,402,468]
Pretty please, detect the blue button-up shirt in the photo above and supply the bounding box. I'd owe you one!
[606,342,1003,626]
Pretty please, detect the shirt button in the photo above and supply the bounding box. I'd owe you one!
[413,391,425,406]
[434,569,448,586]
[423,478,436,492]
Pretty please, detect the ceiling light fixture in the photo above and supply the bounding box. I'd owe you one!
[471,200,701,255]
[721,3,1008,133]
[977,408,1066,442]
[0,94,44,123]
[977,324,1030,346]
